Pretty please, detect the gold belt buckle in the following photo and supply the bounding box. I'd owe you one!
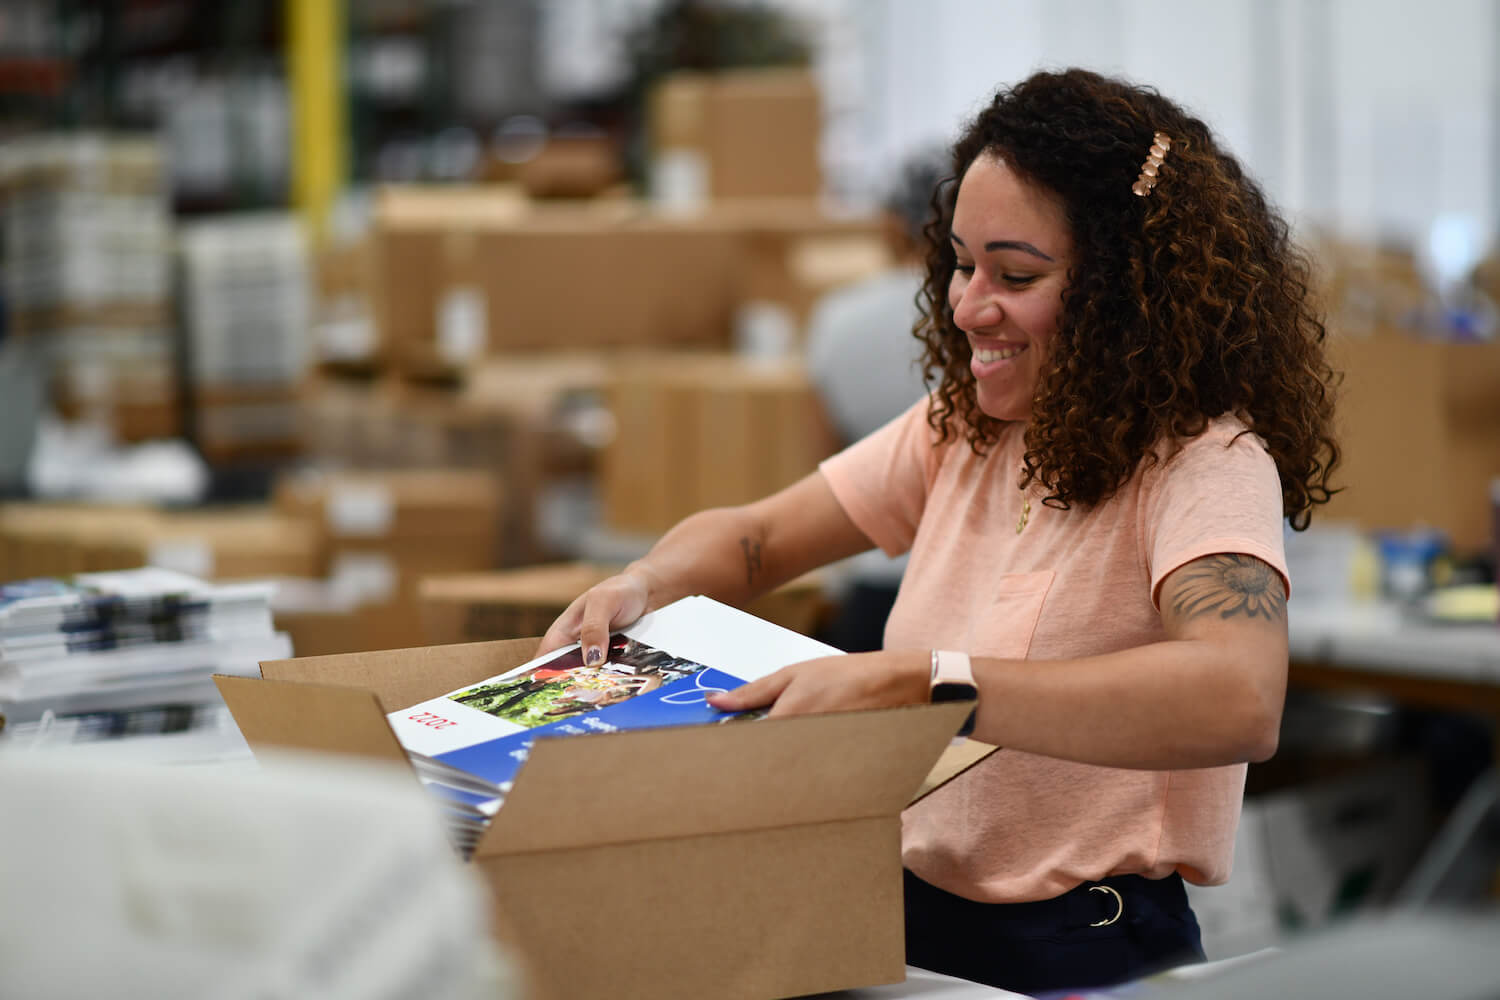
[1088,884,1124,926]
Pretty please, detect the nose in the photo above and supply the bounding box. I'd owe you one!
[950,273,1002,333]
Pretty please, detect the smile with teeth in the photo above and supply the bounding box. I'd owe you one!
[973,345,1026,363]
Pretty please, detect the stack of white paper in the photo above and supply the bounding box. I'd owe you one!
[0,566,289,738]
[386,595,841,855]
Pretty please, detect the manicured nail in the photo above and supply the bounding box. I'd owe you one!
[584,646,603,665]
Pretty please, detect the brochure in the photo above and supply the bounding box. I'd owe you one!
[385,594,841,822]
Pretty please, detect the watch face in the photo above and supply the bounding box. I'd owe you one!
[931,681,977,703]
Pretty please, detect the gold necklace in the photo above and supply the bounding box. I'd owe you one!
[1016,491,1031,534]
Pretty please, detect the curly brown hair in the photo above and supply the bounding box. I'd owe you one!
[918,68,1340,529]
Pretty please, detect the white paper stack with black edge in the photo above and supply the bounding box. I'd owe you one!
[0,566,289,742]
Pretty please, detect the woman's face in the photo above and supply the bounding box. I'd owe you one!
[947,152,1074,423]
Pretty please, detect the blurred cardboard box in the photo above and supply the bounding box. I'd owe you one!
[1324,326,1500,551]
[0,503,325,583]
[601,353,842,537]
[312,236,377,366]
[125,508,327,582]
[651,68,822,201]
[272,600,431,658]
[298,357,611,565]
[194,382,304,462]
[0,504,159,580]
[513,134,624,200]
[419,561,828,646]
[371,193,739,374]
[217,635,974,1000]
[703,198,890,343]
[273,468,505,598]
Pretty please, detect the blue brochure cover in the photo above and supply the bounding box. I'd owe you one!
[431,667,753,792]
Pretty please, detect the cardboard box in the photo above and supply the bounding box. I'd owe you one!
[651,69,823,200]
[419,562,828,646]
[296,358,611,565]
[215,639,976,1000]
[273,468,506,595]
[312,237,377,366]
[371,195,739,373]
[700,198,890,338]
[0,503,161,579]
[513,135,624,200]
[125,508,327,581]
[273,600,431,658]
[1323,327,1500,551]
[194,381,305,462]
[601,354,843,536]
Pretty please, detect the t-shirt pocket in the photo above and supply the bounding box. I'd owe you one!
[967,570,1055,660]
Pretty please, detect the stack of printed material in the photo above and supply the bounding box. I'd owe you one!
[0,566,290,733]
[387,595,840,856]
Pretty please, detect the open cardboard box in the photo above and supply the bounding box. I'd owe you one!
[216,637,992,1000]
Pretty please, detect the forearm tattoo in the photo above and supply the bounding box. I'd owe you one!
[739,536,763,587]
[1168,554,1287,623]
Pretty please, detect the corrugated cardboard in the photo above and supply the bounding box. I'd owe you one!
[1323,327,1500,551]
[371,197,739,372]
[600,354,843,536]
[120,507,326,581]
[216,637,979,1000]
[419,562,828,645]
[273,468,503,548]
[650,69,823,199]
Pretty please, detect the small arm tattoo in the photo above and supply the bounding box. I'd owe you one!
[739,536,763,587]
[1168,554,1286,623]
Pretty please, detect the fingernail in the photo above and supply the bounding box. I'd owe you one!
[584,646,603,665]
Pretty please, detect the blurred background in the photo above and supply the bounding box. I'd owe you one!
[0,0,1498,974]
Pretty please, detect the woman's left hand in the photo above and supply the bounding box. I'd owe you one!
[707,650,931,719]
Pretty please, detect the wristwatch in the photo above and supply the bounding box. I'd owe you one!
[929,649,978,738]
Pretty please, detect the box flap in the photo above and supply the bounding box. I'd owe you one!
[474,700,972,857]
[912,738,999,804]
[213,675,409,767]
[259,637,541,710]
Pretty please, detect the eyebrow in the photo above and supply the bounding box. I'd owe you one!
[950,232,1055,262]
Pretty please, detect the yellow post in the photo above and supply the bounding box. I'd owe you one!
[287,0,345,245]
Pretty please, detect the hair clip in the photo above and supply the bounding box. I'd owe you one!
[1131,132,1171,197]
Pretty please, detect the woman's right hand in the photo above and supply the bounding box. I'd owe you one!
[537,569,653,665]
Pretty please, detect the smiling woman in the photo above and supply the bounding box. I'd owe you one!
[946,153,1073,422]
[537,67,1341,997]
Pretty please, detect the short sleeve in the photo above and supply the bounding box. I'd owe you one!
[818,396,940,558]
[1142,419,1289,608]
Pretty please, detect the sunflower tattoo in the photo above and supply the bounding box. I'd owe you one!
[1168,554,1286,622]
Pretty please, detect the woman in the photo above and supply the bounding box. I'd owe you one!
[539,68,1339,995]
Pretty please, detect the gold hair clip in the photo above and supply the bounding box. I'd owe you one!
[1131,132,1171,197]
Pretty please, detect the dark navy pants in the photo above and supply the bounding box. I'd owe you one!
[904,868,1206,997]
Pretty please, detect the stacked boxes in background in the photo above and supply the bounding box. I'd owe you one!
[309,231,376,368]
[649,68,824,205]
[370,192,741,377]
[601,353,843,538]
[366,185,888,377]
[178,213,310,461]
[1,134,177,442]
[0,502,323,582]
[270,468,504,654]
[1323,329,1500,553]
[705,197,890,355]
[298,354,610,567]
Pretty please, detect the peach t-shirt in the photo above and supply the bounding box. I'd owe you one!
[818,399,1288,903]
